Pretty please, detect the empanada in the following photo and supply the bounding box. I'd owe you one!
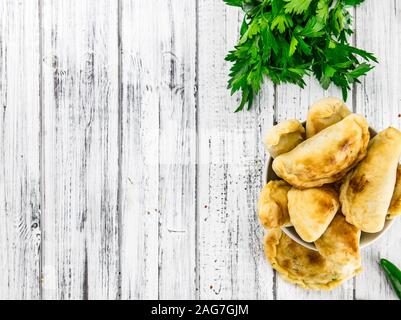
[306,97,352,138]
[315,214,361,266]
[258,180,291,228]
[263,120,305,158]
[264,228,361,290]
[388,164,401,219]
[288,187,339,242]
[340,127,401,232]
[273,114,370,188]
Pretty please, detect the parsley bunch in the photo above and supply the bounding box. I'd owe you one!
[224,0,377,112]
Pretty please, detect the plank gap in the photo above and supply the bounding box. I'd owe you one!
[195,0,201,300]
[117,0,123,301]
[38,0,45,301]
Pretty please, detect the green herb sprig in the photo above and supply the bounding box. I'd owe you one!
[224,0,377,112]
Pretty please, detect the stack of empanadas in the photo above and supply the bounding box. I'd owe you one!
[258,97,401,290]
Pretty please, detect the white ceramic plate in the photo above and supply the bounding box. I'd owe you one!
[262,126,395,251]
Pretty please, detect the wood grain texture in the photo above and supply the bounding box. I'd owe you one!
[120,0,197,300]
[0,0,41,300]
[156,0,197,299]
[41,0,119,299]
[197,0,275,299]
[119,0,159,300]
[354,0,401,300]
[1,0,400,301]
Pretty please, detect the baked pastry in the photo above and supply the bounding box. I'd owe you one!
[387,164,401,219]
[306,97,351,138]
[258,180,291,228]
[273,114,370,188]
[287,186,339,242]
[340,127,401,232]
[263,120,305,158]
[315,214,361,266]
[264,228,361,290]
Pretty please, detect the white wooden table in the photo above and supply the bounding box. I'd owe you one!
[0,0,400,300]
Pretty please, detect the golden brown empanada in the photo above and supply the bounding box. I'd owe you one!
[388,164,401,219]
[306,97,352,138]
[288,187,339,242]
[263,120,305,158]
[258,180,291,229]
[340,127,401,232]
[315,214,361,266]
[272,114,370,188]
[264,228,361,290]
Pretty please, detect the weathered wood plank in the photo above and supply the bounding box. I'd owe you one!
[41,0,119,299]
[355,0,401,300]
[156,0,197,299]
[0,0,41,300]
[119,0,159,299]
[120,0,197,299]
[198,0,275,299]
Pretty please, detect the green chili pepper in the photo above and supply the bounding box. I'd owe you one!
[380,258,401,300]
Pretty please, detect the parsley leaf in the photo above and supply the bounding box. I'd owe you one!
[224,0,376,111]
[271,14,294,33]
[284,0,313,15]
[223,0,243,7]
[343,0,365,6]
[316,0,330,22]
